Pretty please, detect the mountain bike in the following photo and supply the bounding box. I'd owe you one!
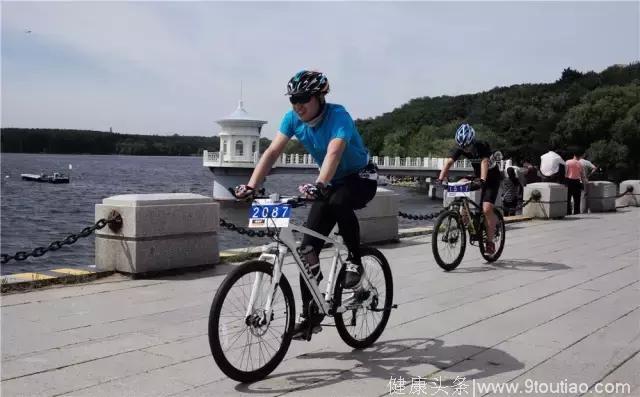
[208,191,395,382]
[431,180,505,271]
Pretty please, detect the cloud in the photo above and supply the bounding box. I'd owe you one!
[2,2,638,137]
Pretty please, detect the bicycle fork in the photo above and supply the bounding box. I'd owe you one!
[244,244,289,327]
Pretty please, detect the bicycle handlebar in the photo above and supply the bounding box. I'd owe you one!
[227,187,310,208]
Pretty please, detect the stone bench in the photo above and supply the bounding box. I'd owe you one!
[95,193,219,274]
[523,182,567,219]
[616,180,640,208]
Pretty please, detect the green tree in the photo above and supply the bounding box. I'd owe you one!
[381,128,410,156]
[587,140,630,182]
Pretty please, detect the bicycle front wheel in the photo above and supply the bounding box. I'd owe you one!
[432,210,467,271]
[479,208,506,262]
[208,260,295,383]
[334,246,393,349]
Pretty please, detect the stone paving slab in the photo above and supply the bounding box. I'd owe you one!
[1,208,638,396]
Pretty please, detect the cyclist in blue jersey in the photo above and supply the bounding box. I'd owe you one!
[234,70,378,340]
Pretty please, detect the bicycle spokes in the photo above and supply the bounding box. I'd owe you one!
[215,271,290,373]
[436,216,463,262]
[334,248,391,346]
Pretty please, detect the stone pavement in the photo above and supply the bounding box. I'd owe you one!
[1,208,639,396]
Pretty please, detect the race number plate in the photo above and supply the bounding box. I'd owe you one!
[446,183,472,197]
[248,204,291,228]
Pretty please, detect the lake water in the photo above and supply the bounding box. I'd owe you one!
[0,153,442,275]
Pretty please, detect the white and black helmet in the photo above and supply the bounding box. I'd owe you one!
[286,70,330,96]
[455,123,476,147]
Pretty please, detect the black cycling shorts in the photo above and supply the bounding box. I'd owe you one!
[481,177,501,204]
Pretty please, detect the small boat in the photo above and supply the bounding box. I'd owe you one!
[21,172,70,184]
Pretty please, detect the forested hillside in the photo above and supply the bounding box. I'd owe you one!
[355,63,639,181]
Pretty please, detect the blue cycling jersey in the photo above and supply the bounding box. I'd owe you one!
[279,103,369,184]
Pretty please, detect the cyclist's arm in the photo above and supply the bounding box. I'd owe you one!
[438,158,455,180]
[317,138,346,185]
[480,158,489,181]
[248,133,290,188]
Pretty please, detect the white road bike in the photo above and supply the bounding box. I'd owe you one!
[208,192,395,382]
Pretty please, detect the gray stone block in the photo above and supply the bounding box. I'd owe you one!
[524,182,567,203]
[95,234,219,273]
[95,193,220,274]
[359,217,398,244]
[589,199,616,212]
[356,188,398,219]
[96,194,219,238]
[523,183,567,218]
[617,180,640,207]
[587,181,617,198]
[355,188,399,243]
[524,201,568,218]
[586,181,617,212]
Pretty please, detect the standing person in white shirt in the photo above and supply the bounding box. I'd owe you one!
[540,149,566,183]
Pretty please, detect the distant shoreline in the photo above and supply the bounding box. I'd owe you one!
[0,128,224,156]
[1,151,203,157]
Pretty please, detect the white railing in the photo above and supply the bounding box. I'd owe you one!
[205,150,220,164]
[203,151,472,170]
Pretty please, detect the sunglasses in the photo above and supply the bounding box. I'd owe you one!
[289,93,314,105]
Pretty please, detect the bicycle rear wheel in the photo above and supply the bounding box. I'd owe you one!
[479,208,506,262]
[334,246,393,349]
[432,210,467,271]
[208,260,295,382]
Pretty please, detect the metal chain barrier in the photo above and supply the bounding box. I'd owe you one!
[511,197,535,212]
[615,185,634,198]
[398,209,445,220]
[219,219,276,238]
[399,194,539,221]
[1,212,123,265]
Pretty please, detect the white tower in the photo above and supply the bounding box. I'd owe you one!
[217,100,266,164]
[208,100,267,200]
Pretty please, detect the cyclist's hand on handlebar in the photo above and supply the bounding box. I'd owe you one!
[233,184,256,199]
[298,182,329,200]
[298,183,319,200]
[469,179,485,191]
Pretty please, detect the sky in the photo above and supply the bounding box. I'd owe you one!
[1,1,638,139]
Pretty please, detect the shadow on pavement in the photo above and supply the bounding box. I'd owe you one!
[235,337,524,394]
[453,259,571,273]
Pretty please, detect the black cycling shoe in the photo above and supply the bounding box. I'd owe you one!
[343,261,363,289]
[291,317,323,341]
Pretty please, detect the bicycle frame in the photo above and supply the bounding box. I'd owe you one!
[244,217,356,327]
[446,196,483,238]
